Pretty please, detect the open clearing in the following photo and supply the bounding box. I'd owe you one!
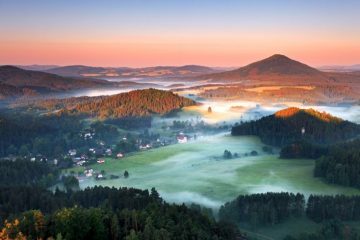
[72,134,360,209]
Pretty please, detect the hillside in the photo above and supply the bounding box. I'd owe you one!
[45,65,217,78]
[0,66,113,98]
[201,54,331,84]
[231,107,360,146]
[35,89,196,119]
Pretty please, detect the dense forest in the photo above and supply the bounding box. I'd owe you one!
[0,158,239,240]
[0,111,84,157]
[231,107,360,146]
[219,192,360,227]
[280,140,328,159]
[314,139,360,188]
[219,193,305,226]
[0,109,128,159]
[32,89,196,119]
[0,112,91,157]
[0,160,58,188]
[306,195,360,222]
[0,186,239,240]
[284,219,360,240]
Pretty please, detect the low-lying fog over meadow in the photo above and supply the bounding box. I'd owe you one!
[70,84,360,209]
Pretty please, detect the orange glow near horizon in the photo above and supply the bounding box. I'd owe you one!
[1,32,360,67]
[2,1,360,67]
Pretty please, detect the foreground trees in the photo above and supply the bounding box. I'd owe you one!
[0,186,239,240]
[219,193,305,226]
[219,192,360,226]
[314,139,360,188]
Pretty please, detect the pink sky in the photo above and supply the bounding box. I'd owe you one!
[1,34,359,67]
[1,1,360,67]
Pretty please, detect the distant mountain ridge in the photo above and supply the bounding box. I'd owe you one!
[16,65,60,71]
[45,65,217,78]
[0,65,113,99]
[319,64,360,72]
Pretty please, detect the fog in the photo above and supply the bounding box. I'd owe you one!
[80,134,360,209]
[73,84,360,208]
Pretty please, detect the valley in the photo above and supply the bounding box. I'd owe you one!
[69,134,360,209]
[1,54,360,240]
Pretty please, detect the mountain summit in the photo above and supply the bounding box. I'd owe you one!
[201,54,330,84]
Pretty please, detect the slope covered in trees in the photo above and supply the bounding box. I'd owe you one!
[0,112,84,157]
[314,139,360,188]
[0,160,57,188]
[219,192,305,226]
[219,192,360,228]
[0,186,238,240]
[36,88,196,119]
[231,107,360,146]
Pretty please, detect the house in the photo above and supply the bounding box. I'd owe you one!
[68,149,77,156]
[177,134,188,143]
[105,148,112,156]
[97,159,105,164]
[84,168,94,177]
[76,160,86,166]
[83,132,95,140]
[116,153,124,158]
[139,144,151,150]
[89,147,105,156]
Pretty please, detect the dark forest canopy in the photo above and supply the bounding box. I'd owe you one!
[0,160,57,188]
[219,192,305,226]
[0,186,239,240]
[0,112,84,157]
[283,219,360,240]
[280,140,329,159]
[219,192,360,227]
[314,139,360,188]
[231,107,360,147]
[31,88,196,119]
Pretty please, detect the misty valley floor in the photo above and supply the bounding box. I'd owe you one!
[70,134,360,209]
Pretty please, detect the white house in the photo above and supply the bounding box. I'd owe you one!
[177,134,188,143]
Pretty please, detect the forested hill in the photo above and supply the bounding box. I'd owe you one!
[231,107,360,146]
[36,89,196,119]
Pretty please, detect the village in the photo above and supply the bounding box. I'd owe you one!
[66,121,206,181]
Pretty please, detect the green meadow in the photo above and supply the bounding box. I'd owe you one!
[69,134,360,209]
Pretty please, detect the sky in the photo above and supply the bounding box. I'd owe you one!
[0,0,359,67]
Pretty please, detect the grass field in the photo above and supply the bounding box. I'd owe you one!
[68,134,360,209]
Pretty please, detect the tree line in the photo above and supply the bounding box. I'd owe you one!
[33,89,196,119]
[0,186,239,240]
[314,139,360,188]
[219,192,305,226]
[279,139,360,189]
[0,111,84,157]
[219,192,360,226]
[231,107,360,147]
